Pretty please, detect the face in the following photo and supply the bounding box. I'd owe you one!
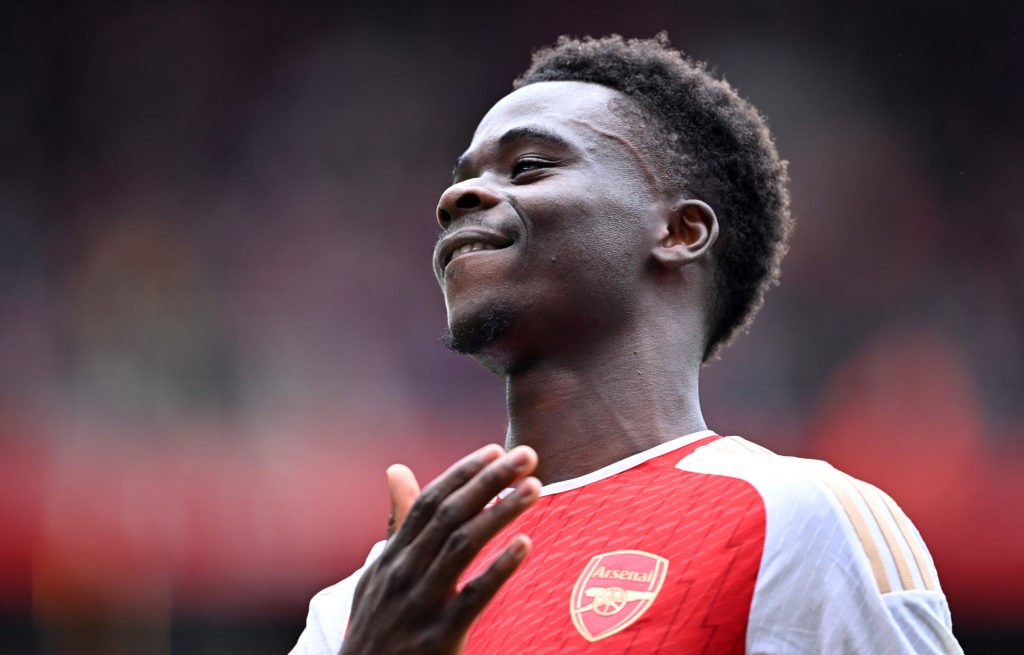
[433,81,667,368]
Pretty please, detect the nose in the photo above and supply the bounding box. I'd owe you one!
[436,181,501,228]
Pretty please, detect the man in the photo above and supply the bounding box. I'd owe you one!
[292,34,961,654]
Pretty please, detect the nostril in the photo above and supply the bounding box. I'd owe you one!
[437,208,452,226]
[455,193,480,209]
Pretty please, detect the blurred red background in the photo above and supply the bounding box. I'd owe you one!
[1,2,1021,653]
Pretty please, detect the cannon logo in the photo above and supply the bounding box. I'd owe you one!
[569,550,669,642]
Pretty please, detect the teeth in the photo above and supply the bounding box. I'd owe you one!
[449,242,496,263]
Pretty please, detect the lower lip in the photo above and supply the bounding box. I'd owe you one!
[444,248,504,275]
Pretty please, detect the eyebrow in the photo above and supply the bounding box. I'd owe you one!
[452,125,571,181]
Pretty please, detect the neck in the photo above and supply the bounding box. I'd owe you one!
[502,336,706,484]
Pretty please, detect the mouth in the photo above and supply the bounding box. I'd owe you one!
[436,229,514,277]
[446,241,499,266]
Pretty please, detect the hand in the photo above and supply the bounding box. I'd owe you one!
[340,444,541,655]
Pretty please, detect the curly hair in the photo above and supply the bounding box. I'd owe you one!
[515,34,792,361]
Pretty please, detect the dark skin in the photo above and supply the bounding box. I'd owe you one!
[338,81,719,654]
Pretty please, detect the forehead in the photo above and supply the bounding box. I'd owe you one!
[469,81,636,151]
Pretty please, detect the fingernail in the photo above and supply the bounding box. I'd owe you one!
[509,535,531,557]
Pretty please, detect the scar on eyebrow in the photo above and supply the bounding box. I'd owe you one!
[452,126,572,181]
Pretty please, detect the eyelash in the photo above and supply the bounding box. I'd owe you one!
[511,157,552,178]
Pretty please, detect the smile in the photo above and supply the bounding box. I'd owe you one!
[436,228,515,277]
[447,242,498,266]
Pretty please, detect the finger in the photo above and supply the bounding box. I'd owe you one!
[447,534,532,632]
[386,464,420,538]
[387,444,504,552]
[421,474,540,587]
[408,446,538,564]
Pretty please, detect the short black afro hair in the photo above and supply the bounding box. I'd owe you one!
[515,34,792,361]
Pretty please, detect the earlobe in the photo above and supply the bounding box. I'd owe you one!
[651,199,719,269]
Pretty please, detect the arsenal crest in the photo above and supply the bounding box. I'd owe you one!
[570,550,669,642]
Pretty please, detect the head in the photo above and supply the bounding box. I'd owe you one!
[434,34,791,370]
[516,34,792,361]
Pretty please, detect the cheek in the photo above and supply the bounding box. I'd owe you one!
[518,177,652,275]
[534,210,647,294]
[577,194,651,260]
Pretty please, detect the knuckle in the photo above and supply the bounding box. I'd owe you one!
[418,484,445,510]
[450,461,478,485]
[406,490,440,523]
[444,527,473,558]
[431,460,475,494]
[385,558,416,592]
[434,500,462,528]
[416,629,448,655]
[479,466,507,489]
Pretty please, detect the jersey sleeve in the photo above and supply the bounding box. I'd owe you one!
[289,540,386,655]
[678,437,963,654]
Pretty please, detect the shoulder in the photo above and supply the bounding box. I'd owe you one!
[678,436,961,653]
[683,436,941,595]
[290,540,386,655]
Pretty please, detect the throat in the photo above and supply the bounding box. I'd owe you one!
[503,361,706,484]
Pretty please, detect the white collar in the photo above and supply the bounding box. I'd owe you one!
[534,430,717,497]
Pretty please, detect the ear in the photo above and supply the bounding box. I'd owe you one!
[651,199,719,269]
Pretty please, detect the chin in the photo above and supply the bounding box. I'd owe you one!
[443,302,518,357]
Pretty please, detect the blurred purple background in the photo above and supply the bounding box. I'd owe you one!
[1,2,1021,653]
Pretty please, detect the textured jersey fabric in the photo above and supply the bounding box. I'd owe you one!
[291,431,962,654]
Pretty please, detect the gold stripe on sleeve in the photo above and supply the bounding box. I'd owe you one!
[879,492,938,591]
[820,473,891,594]
[710,437,760,457]
[851,480,916,591]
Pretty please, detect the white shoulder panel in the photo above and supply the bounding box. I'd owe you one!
[676,436,962,654]
[290,540,386,655]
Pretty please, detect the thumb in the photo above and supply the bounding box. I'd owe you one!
[386,464,420,538]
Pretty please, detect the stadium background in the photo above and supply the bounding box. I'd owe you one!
[1,1,1021,652]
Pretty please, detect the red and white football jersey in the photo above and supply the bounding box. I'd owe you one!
[292,431,962,654]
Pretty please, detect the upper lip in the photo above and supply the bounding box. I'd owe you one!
[435,227,514,276]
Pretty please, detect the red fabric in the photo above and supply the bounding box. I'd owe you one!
[459,437,767,654]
